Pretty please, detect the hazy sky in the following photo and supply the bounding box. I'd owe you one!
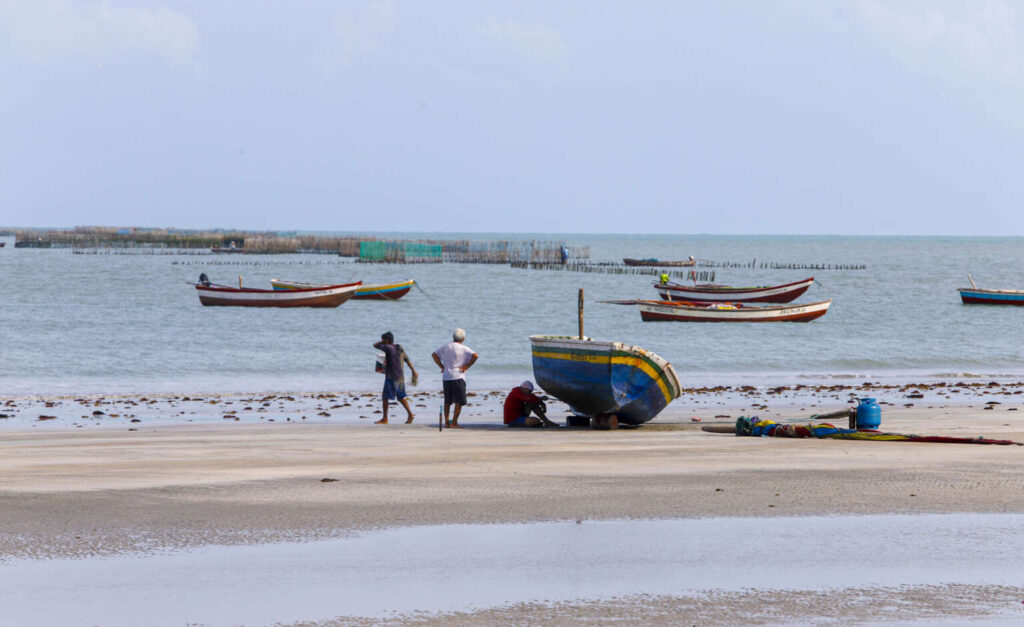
[3,1,1024,234]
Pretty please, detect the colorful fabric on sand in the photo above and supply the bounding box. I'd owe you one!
[734,416,1021,445]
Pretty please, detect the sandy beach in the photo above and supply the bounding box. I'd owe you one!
[2,383,1024,624]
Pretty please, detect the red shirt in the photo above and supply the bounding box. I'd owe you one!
[503,386,541,424]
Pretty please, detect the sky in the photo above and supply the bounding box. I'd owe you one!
[2,0,1024,235]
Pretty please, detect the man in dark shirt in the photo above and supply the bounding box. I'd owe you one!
[373,331,418,424]
[503,380,557,427]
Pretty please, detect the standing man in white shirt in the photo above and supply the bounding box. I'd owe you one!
[431,328,478,429]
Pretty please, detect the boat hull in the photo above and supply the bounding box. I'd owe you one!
[959,288,1024,305]
[529,336,680,425]
[623,257,695,267]
[196,283,360,307]
[638,299,832,322]
[271,279,414,300]
[352,280,414,300]
[656,277,813,303]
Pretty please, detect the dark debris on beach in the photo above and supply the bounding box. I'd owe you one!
[4,379,1024,428]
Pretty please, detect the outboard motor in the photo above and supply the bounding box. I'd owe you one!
[199,273,211,286]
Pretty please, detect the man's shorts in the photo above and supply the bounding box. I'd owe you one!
[383,378,406,401]
[442,379,467,406]
[506,415,530,427]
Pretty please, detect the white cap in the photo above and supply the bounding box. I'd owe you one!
[520,380,534,391]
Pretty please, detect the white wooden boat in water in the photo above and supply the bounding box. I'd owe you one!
[195,282,361,307]
[638,299,832,322]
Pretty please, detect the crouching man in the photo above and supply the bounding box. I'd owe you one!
[503,380,558,428]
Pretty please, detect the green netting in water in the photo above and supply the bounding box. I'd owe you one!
[359,241,442,262]
[403,243,442,260]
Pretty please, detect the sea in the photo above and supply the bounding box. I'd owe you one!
[3,233,1024,397]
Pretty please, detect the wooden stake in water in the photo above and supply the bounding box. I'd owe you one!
[439,406,443,432]
[238,274,243,288]
[578,288,584,340]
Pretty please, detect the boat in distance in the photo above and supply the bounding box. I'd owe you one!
[530,335,681,425]
[195,282,361,307]
[637,299,832,322]
[271,278,415,300]
[655,277,813,303]
[623,257,695,267]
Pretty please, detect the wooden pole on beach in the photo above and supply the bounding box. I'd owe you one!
[578,288,584,340]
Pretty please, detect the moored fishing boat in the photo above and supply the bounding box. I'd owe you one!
[957,275,1024,305]
[959,288,1024,305]
[638,299,832,322]
[195,281,360,307]
[623,257,695,267]
[271,278,415,300]
[655,277,813,303]
[529,335,680,425]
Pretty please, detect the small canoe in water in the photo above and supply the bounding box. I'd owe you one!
[271,278,415,300]
[637,299,832,322]
[195,282,361,307]
[530,335,681,425]
[958,287,1024,305]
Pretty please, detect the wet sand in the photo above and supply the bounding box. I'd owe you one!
[307,585,1024,626]
[2,385,1024,624]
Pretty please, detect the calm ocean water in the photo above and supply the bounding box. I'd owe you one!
[3,233,1024,396]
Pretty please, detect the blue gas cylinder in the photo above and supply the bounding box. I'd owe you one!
[856,398,881,429]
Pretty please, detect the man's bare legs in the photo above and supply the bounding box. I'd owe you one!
[445,403,463,428]
[378,397,415,425]
[399,397,415,424]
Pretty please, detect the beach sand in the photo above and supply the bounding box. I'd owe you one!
[2,386,1024,624]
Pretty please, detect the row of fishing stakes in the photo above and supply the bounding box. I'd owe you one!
[73,249,214,255]
[696,259,867,270]
[172,260,356,266]
[510,262,711,280]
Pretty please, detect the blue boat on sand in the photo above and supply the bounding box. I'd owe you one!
[529,335,681,425]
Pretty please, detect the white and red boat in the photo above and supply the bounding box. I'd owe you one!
[195,281,361,307]
[638,299,832,322]
[655,277,814,303]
